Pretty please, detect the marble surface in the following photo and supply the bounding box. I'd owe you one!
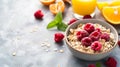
[0,0,120,67]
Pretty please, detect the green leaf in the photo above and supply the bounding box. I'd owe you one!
[57,22,68,31]
[54,12,62,23]
[47,20,58,29]
[96,62,101,67]
[47,12,62,29]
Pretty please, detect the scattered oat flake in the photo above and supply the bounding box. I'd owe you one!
[46,44,51,48]
[53,48,58,52]
[30,29,37,33]
[41,42,51,48]
[41,43,45,47]
[59,49,64,53]
[12,52,16,56]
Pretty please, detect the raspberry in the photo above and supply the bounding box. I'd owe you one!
[84,23,95,34]
[76,30,89,41]
[88,64,96,67]
[91,41,102,51]
[100,33,110,41]
[54,33,64,42]
[83,15,92,19]
[34,10,44,19]
[81,37,92,47]
[95,28,101,32]
[68,18,77,25]
[89,31,101,41]
[118,40,120,47]
[105,57,117,67]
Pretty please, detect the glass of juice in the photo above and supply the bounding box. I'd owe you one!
[72,0,97,19]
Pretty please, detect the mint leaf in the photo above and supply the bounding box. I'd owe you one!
[47,20,58,29]
[54,12,62,23]
[47,12,62,29]
[57,22,68,31]
[96,62,101,67]
[46,12,68,31]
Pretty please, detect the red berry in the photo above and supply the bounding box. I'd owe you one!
[95,28,101,32]
[54,33,64,42]
[34,10,44,19]
[76,30,89,41]
[100,33,110,41]
[105,57,117,67]
[83,15,92,19]
[84,23,95,34]
[68,18,77,25]
[118,40,120,47]
[81,37,92,47]
[89,31,101,41]
[91,41,102,51]
[88,64,96,67]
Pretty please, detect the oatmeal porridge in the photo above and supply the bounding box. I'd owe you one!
[67,23,115,54]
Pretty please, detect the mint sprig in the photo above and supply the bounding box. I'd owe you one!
[57,22,68,31]
[47,12,68,31]
[47,20,58,29]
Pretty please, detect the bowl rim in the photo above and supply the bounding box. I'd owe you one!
[65,19,118,55]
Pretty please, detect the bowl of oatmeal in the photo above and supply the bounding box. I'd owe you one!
[65,19,118,61]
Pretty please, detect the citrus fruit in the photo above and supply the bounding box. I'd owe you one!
[40,0,55,6]
[49,1,65,14]
[109,0,120,6]
[97,2,109,11]
[102,6,120,24]
[97,0,120,11]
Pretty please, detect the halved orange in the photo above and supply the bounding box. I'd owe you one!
[97,2,109,11]
[109,0,120,6]
[97,0,120,11]
[102,6,120,24]
[40,0,55,6]
[49,1,65,14]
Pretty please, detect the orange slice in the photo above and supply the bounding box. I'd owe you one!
[97,0,120,11]
[102,6,120,24]
[109,0,120,6]
[49,1,65,14]
[97,2,109,11]
[40,0,55,6]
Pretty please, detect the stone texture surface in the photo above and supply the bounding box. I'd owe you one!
[0,0,120,67]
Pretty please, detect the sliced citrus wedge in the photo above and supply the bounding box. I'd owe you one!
[40,0,55,6]
[49,1,65,14]
[102,6,120,24]
[109,0,120,6]
[97,2,109,11]
[97,0,120,11]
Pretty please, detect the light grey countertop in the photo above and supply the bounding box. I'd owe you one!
[0,0,120,67]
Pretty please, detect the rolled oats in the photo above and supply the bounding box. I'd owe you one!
[67,23,115,54]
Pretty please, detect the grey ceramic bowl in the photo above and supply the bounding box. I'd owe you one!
[65,19,118,61]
